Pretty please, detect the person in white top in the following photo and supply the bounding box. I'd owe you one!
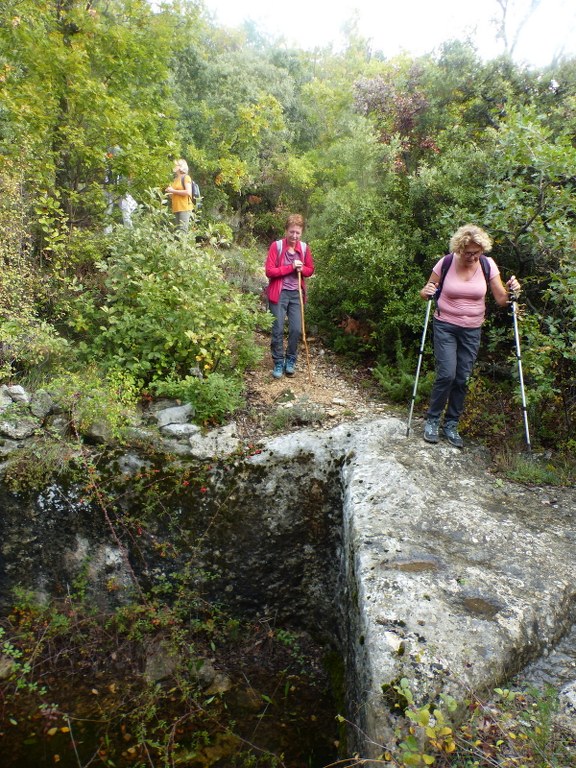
[419,224,521,447]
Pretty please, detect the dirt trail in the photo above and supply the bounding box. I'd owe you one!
[236,332,392,440]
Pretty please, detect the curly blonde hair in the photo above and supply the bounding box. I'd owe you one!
[450,224,492,255]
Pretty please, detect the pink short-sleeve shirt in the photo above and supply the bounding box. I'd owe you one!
[433,254,499,328]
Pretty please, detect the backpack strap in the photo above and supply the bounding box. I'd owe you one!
[479,254,491,286]
[180,174,191,199]
[275,240,307,266]
[433,253,454,305]
[275,239,282,265]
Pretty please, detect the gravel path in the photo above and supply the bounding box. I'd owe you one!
[235,332,393,441]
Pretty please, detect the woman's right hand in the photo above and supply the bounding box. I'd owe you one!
[421,280,437,299]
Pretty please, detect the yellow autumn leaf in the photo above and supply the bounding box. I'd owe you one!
[47,727,58,736]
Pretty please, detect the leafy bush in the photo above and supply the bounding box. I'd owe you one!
[219,243,269,296]
[373,333,434,406]
[308,193,423,362]
[74,214,266,388]
[0,163,69,382]
[381,679,574,768]
[46,368,140,441]
[152,372,245,425]
[0,318,69,384]
[265,397,325,432]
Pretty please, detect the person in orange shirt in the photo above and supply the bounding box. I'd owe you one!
[165,159,194,232]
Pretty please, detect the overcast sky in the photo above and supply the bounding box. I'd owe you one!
[203,0,575,68]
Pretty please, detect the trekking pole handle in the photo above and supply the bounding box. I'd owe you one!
[420,281,437,300]
[506,275,521,301]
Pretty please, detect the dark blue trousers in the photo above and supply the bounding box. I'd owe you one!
[427,319,481,423]
[269,290,301,363]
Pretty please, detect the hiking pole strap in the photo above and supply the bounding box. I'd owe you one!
[407,299,433,437]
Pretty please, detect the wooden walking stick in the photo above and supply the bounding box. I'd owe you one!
[297,271,313,384]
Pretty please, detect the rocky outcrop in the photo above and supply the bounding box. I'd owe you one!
[1,384,576,756]
[242,418,576,754]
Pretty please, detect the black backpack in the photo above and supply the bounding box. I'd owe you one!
[180,175,202,210]
[191,180,202,209]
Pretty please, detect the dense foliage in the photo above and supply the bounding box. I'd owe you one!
[1,2,575,443]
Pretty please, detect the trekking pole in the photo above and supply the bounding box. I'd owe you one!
[406,298,433,437]
[510,293,531,452]
[297,271,313,384]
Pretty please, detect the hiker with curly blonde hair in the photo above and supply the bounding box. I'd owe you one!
[419,224,521,447]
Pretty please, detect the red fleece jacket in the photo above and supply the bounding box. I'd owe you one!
[265,238,315,304]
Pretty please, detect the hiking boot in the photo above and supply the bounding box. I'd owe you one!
[272,361,284,379]
[423,419,440,443]
[442,421,464,448]
[284,356,296,376]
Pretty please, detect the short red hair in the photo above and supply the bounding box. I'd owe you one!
[285,213,305,231]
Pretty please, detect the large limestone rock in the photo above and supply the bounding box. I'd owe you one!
[1,404,575,758]
[248,417,576,756]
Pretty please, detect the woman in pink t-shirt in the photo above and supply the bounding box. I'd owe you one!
[419,224,521,447]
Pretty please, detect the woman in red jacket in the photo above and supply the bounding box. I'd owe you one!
[265,214,315,378]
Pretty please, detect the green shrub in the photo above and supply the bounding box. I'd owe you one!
[0,162,69,382]
[47,368,140,441]
[152,372,245,425]
[308,193,423,363]
[73,214,266,386]
[373,333,434,405]
[265,397,325,432]
[0,317,69,383]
